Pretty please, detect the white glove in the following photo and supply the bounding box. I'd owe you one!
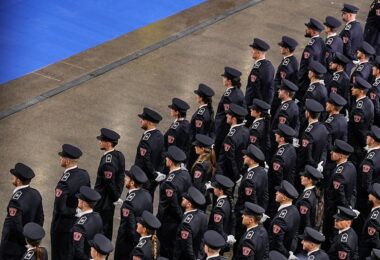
[288,251,298,260]
[292,138,300,148]
[364,145,370,151]
[294,98,300,104]
[155,171,166,182]
[317,161,324,173]
[75,208,82,217]
[113,198,123,206]
[180,163,187,171]
[226,235,236,246]
[349,206,360,218]
[264,161,269,170]
[235,175,243,185]
[260,214,270,224]
[205,181,213,190]
[352,59,360,65]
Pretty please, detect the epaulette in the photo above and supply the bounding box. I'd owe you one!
[277,147,285,156]
[126,192,136,201]
[251,121,260,129]
[137,239,147,248]
[308,38,315,46]
[253,61,261,69]
[166,173,175,182]
[305,124,313,132]
[184,214,193,223]
[307,84,315,92]
[245,230,254,239]
[326,37,334,45]
[78,216,87,225]
[24,250,34,260]
[12,191,22,200]
[279,209,287,218]
[281,103,289,110]
[282,58,289,66]
[303,190,311,199]
[142,132,151,141]
[367,152,376,159]
[216,199,225,208]
[356,100,363,109]
[171,121,179,130]
[227,128,236,137]
[345,24,352,30]
[341,233,348,243]
[336,165,344,174]
[224,89,232,96]
[325,116,334,124]
[61,172,71,181]
[105,154,112,163]
[197,107,205,115]
[357,64,364,72]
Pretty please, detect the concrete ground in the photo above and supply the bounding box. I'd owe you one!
[0,0,370,257]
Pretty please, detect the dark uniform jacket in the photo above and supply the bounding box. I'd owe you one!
[235,166,269,213]
[21,248,48,260]
[304,81,328,110]
[325,161,357,213]
[190,160,213,197]
[249,118,271,157]
[325,113,348,147]
[359,148,380,193]
[94,149,125,211]
[298,36,325,99]
[271,100,300,137]
[268,204,300,257]
[298,122,328,170]
[173,209,208,260]
[115,188,153,260]
[364,1,380,55]
[215,87,246,155]
[269,143,297,186]
[348,97,374,149]
[70,211,103,260]
[190,104,215,140]
[327,70,351,109]
[360,206,380,258]
[130,235,159,260]
[339,21,363,61]
[369,77,380,126]
[52,167,90,233]
[295,186,318,232]
[328,227,359,260]
[351,61,373,83]
[216,123,250,182]
[135,128,164,188]
[307,249,330,260]
[208,195,232,240]
[245,59,275,106]
[233,225,269,260]
[164,118,191,157]
[0,186,44,259]
[325,34,344,66]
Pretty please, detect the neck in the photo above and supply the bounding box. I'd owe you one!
[327,31,336,37]
[336,158,347,165]
[65,163,77,169]
[359,57,368,63]
[255,55,265,61]
[356,94,366,100]
[329,110,339,115]
[308,118,318,125]
[146,125,156,131]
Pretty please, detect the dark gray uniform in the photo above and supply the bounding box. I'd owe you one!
[327,70,351,109]
[369,77,380,127]
[325,35,344,68]
[295,187,318,232]
[360,207,380,258]
[249,118,271,160]
[271,100,300,138]
[130,235,159,260]
[233,225,269,260]
[340,21,363,61]
[164,119,191,158]
[208,196,232,241]
[364,1,380,55]
[328,227,359,260]
[351,62,373,83]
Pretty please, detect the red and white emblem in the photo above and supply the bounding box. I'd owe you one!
[245,187,253,196]
[370,92,377,100]
[168,135,175,144]
[104,171,113,179]
[195,120,203,128]
[122,208,130,217]
[223,104,230,111]
[300,205,309,215]
[251,75,257,82]
[331,87,337,94]
[140,147,147,156]
[242,247,251,256]
[224,143,231,151]
[363,164,371,173]
[333,181,341,190]
[181,230,189,239]
[354,115,361,123]
[376,9,380,16]
[250,136,257,143]
[8,207,17,217]
[73,232,82,241]
[273,224,281,234]
[338,251,347,259]
[213,214,222,223]
[303,52,310,59]
[273,162,281,171]
[279,116,286,124]
[368,226,377,236]
[165,189,173,197]
[302,139,309,147]
[55,188,63,198]
[280,71,287,79]
[194,170,202,179]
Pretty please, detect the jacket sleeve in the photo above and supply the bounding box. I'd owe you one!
[71,226,89,260]
[270,218,290,257]
[103,163,121,202]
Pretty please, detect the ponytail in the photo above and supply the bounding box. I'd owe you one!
[27,240,45,260]
[152,232,159,260]
[232,78,242,89]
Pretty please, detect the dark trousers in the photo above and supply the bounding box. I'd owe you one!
[99,209,115,240]
[157,222,178,259]
[51,231,71,260]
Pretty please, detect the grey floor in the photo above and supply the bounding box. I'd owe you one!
[0,0,369,256]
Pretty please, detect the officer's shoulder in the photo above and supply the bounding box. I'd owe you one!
[11,189,25,201]
[216,198,226,208]
[184,213,194,224]
[370,208,380,220]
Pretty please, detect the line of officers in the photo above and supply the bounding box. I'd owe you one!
[2,2,380,260]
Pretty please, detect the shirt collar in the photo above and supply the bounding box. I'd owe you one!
[144,128,157,135]
[217,195,227,201]
[304,186,315,191]
[64,165,78,173]
[310,79,324,85]
[356,96,366,102]
[247,165,259,171]
[225,86,235,91]
[278,203,292,211]
[283,54,293,59]
[327,32,337,37]
[77,209,93,218]
[367,146,380,153]
[253,118,264,123]
[206,254,221,259]
[184,209,197,215]
[169,167,181,173]
[336,160,348,167]
[372,205,380,211]
[128,188,140,193]
[311,35,320,39]
[308,248,320,255]
[230,122,245,130]
[278,143,288,148]
[199,104,208,108]
[13,185,29,194]
[255,58,265,63]
[246,224,258,231]
[139,235,152,241]
[104,149,114,155]
[338,227,351,234]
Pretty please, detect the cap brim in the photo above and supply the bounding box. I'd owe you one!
[138,114,144,119]
[168,105,174,109]
[194,90,200,95]
[96,135,103,140]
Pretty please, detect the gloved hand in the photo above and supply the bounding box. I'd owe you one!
[260,214,270,224]
[180,163,187,170]
[294,98,300,104]
[235,175,243,185]
[292,138,300,148]
[226,235,236,246]
[288,251,298,260]
[75,208,82,217]
[317,161,324,173]
[264,161,269,170]
[155,171,166,182]
[113,198,123,206]
[205,181,213,190]
[349,206,360,218]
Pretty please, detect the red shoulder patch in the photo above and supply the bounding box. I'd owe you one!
[245,187,253,196]
[300,205,309,215]
[55,188,62,198]
[194,170,202,179]
[181,230,189,239]
[250,135,257,144]
[273,224,281,234]
[73,232,82,241]
[195,120,203,128]
[122,208,130,217]
[333,180,341,190]
[242,246,251,256]
[104,171,113,179]
[168,135,175,144]
[8,207,17,217]
[362,164,371,173]
[338,251,347,259]
[302,139,309,147]
[224,143,231,152]
[140,147,147,156]
[279,116,287,124]
[368,226,377,236]
[165,189,173,198]
[353,115,361,123]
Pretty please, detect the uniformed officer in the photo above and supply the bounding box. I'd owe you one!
[364,1,380,55]
[269,250,287,260]
[272,36,299,117]
[324,139,357,244]
[339,4,363,68]
[328,206,359,260]
[360,183,380,258]
[248,99,271,159]
[299,227,329,260]
[131,210,162,260]
[297,18,325,101]
[94,128,125,240]
[297,99,328,189]
[188,84,216,168]
[114,165,153,260]
[350,41,375,83]
[214,67,245,156]
[369,248,380,260]
[267,124,297,217]
[245,38,275,111]
[208,175,235,252]
[203,230,226,260]
[268,180,300,258]
[326,53,351,111]
[348,77,374,166]
[356,126,380,230]
[135,107,165,198]
[296,165,323,236]
[70,186,103,260]
[370,56,380,127]
[89,234,113,260]
[51,144,90,260]
[233,202,269,260]
[0,163,44,260]
[216,104,250,187]
[173,186,208,260]
[22,222,47,260]
[165,98,191,159]
[323,16,343,76]
[157,146,192,258]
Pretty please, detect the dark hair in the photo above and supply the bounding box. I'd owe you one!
[231,78,242,89]
[27,239,45,260]
[20,179,31,185]
[308,111,320,120]
[178,110,187,118]
[203,95,215,120]
[236,116,245,124]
